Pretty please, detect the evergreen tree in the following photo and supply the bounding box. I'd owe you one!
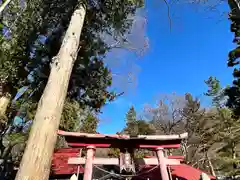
[124,106,155,136]
[205,76,240,177]
[125,106,138,136]
[136,119,155,135]
[79,113,99,133]
[211,108,240,177]
[126,106,137,124]
[204,76,226,108]
[226,0,240,117]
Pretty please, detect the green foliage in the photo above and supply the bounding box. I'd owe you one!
[205,77,240,176]
[124,106,155,136]
[135,120,155,135]
[204,76,225,108]
[114,107,155,158]
[0,0,144,178]
[108,148,120,158]
[0,0,44,96]
[126,106,137,123]
[128,0,144,7]
[79,113,99,133]
[60,99,80,132]
[215,157,240,177]
[0,111,29,179]
[125,106,137,135]
[213,109,240,176]
[0,0,143,113]
[125,106,138,136]
[3,133,26,149]
[226,3,240,117]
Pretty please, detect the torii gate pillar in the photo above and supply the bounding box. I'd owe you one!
[156,148,169,180]
[83,146,95,180]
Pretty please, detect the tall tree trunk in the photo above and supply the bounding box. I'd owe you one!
[15,5,86,180]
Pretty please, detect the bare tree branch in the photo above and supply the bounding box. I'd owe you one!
[162,0,172,31]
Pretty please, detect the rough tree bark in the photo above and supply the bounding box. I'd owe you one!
[0,84,11,116]
[15,4,86,180]
[0,96,10,116]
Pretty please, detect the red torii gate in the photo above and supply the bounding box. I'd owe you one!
[52,130,188,180]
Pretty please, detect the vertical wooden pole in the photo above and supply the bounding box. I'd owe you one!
[156,147,169,180]
[83,146,95,180]
[15,5,86,180]
[0,95,10,116]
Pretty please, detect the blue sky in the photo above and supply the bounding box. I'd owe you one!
[97,1,235,134]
